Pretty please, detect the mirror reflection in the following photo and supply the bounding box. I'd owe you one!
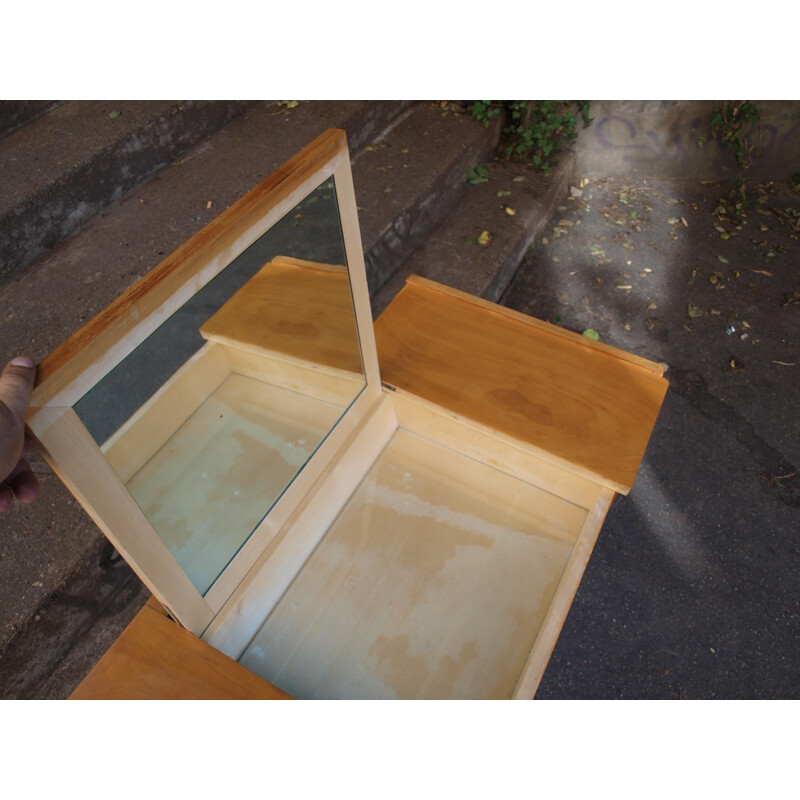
[73,178,365,594]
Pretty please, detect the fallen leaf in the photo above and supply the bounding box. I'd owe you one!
[278,100,300,109]
[108,110,121,119]
[504,206,517,216]
[681,217,688,227]
[667,217,680,225]
[513,176,526,183]
[478,230,492,246]
[751,269,774,276]
[717,255,730,264]
[616,285,632,290]
[497,190,512,198]
[466,164,489,185]
[728,356,746,372]
[687,304,704,318]
[582,329,600,341]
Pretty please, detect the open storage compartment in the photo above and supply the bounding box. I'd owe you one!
[29,130,667,699]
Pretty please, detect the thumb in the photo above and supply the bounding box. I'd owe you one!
[0,356,36,478]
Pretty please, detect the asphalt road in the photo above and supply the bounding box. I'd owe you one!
[504,176,799,698]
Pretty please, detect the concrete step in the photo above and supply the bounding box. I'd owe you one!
[0,100,258,281]
[353,102,502,294]
[0,101,64,140]
[372,150,576,316]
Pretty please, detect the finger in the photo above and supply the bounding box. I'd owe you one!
[0,357,36,479]
[6,458,40,505]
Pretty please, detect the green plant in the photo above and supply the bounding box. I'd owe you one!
[709,102,761,226]
[468,101,592,173]
[471,101,502,127]
[710,101,760,169]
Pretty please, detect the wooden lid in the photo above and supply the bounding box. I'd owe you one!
[375,276,668,494]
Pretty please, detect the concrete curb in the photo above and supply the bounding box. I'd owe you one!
[0,101,64,140]
[355,104,502,295]
[0,100,258,281]
[372,151,575,315]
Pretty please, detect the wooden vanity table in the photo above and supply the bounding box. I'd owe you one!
[28,130,667,699]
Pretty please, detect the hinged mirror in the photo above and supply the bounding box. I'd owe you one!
[27,130,381,634]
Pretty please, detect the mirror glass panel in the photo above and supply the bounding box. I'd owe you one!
[72,178,365,595]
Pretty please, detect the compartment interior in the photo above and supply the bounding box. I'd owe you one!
[239,426,589,699]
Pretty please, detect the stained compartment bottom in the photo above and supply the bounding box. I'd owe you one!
[240,427,588,699]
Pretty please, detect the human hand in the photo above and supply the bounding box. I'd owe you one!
[0,357,40,511]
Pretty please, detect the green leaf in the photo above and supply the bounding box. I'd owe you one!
[466,164,489,184]
[582,328,600,341]
[108,110,121,119]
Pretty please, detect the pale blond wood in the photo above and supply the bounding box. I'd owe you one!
[33,130,350,409]
[102,342,230,483]
[331,149,382,392]
[204,393,397,659]
[375,278,668,494]
[239,427,588,699]
[511,487,616,699]
[70,604,291,700]
[220,344,364,407]
[27,406,214,633]
[389,388,604,511]
[199,259,363,374]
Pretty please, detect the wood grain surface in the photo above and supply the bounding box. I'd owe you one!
[375,277,668,493]
[70,602,291,700]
